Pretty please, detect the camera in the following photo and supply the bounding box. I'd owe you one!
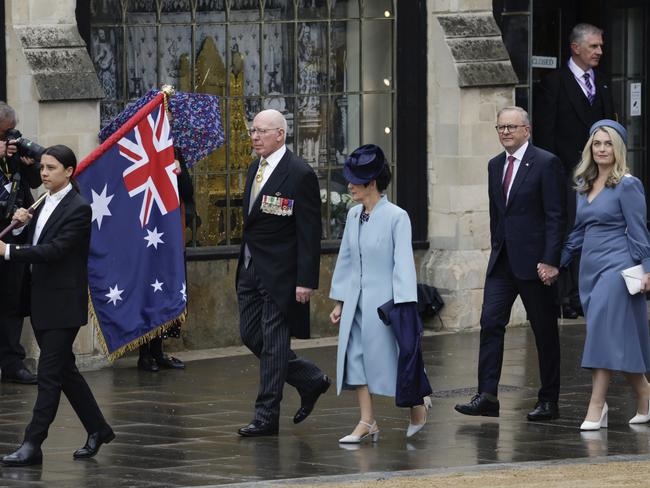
[5,129,46,162]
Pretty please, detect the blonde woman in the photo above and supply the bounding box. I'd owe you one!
[560,120,650,430]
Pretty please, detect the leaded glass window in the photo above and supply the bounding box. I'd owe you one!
[88,0,396,247]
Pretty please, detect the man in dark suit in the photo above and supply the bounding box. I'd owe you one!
[236,109,330,437]
[534,23,615,319]
[455,107,566,421]
[0,102,41,385]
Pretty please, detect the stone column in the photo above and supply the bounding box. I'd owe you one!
[422,0,525,331]
[5,0,105,363]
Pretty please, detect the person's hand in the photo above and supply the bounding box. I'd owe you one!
[5,139,18,158]
[296,286,314,304]
[0,241,6,256]
[641,273,650,293]
[19,156,36,166]
[330,302,342,324]
[12,208,32,226]
[537,263,559,286]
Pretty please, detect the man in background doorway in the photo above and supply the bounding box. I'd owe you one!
[534,23,616,319]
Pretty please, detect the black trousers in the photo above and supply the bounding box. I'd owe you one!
[237,262,324,424]
[478,250,561,402]
[24,327,109,445]
[0,313,27,374]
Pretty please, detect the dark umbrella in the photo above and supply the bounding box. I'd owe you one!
[98,88,225,168]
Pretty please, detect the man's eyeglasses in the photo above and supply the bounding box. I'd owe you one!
[495,124,528,133]
[247,127,282,136]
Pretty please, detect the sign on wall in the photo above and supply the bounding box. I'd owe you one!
[630,82,642,117]
[532,56,557,69]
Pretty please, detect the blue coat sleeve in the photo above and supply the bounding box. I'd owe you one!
[329,207,355,301]
[392,210,417,304]
[620,176,650,272]
[560,193,586,268]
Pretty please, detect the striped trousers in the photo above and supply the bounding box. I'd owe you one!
[237,262,325,424]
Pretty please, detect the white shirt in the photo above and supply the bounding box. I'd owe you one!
[568,57,595,100]
[257,144,286,189]
[502,141,529,201]
[4,183,73,260]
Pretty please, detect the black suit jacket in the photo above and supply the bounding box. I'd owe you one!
[534,64,615,175]
[486,144,566,280]
[237,149,321,338]
[0,159,41,313]
[12,190,91,330]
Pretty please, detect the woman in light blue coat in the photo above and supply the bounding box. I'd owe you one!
[329,145,431,444]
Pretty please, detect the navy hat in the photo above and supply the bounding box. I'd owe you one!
[343,144,386,184]
[590,119,628,146]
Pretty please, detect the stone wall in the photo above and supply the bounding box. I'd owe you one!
[423,0,526,330]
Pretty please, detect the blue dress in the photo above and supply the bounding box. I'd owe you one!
[561,175,650,372]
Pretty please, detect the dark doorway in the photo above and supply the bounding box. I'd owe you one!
[530,0,649,199]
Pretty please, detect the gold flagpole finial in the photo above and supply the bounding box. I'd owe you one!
[160,85,176,119]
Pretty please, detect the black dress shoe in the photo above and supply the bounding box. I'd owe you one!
[238,420,279,437]
[561,304,579,319]
[1,442,42,466]
[137,355,159,372]
[454,393,500,417]
[527,401,560,421]
[155,355,185,369]
[73,429,116,459]
[1,367,37,385]
[293,375,331,424]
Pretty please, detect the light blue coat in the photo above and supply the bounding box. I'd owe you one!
[329,196,418,396]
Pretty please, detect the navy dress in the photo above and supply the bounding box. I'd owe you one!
[561,175,650,372]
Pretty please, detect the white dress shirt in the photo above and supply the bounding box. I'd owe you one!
[502,141,529,201]
[568,57,595,100]
[4,183,73,259]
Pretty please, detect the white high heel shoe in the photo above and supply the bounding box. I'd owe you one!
[406,396,432,438]
[338,420,379,444]
[629,397,650,424]
[580,403,608,430]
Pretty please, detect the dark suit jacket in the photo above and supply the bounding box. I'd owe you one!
[0,158,41,313]
[534,64,615,175]
[238,149,321,338]
[486,144,566,280]
[12,190,91,330]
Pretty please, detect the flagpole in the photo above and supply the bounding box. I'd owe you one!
[0,192,47,240]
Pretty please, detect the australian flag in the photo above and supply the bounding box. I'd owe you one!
[75,92,186,360]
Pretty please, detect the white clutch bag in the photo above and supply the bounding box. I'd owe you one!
[621,264,646,295]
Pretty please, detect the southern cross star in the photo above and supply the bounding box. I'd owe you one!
[105,284,124,306]
[180,282,187,302]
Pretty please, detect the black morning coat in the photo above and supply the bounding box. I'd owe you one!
[534,64,616,174]
[238,149,321,339]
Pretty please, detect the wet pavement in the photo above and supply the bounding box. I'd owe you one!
[0,322,649,487]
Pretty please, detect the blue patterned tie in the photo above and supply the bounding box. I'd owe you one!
[583,73,595,105]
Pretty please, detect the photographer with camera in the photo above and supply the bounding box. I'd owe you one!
[0,102,43,385]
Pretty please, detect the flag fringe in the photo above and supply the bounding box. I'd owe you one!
[88,291,187,363]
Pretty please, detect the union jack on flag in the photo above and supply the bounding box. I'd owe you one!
[119,108,177,227]
[75,92,186,360]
